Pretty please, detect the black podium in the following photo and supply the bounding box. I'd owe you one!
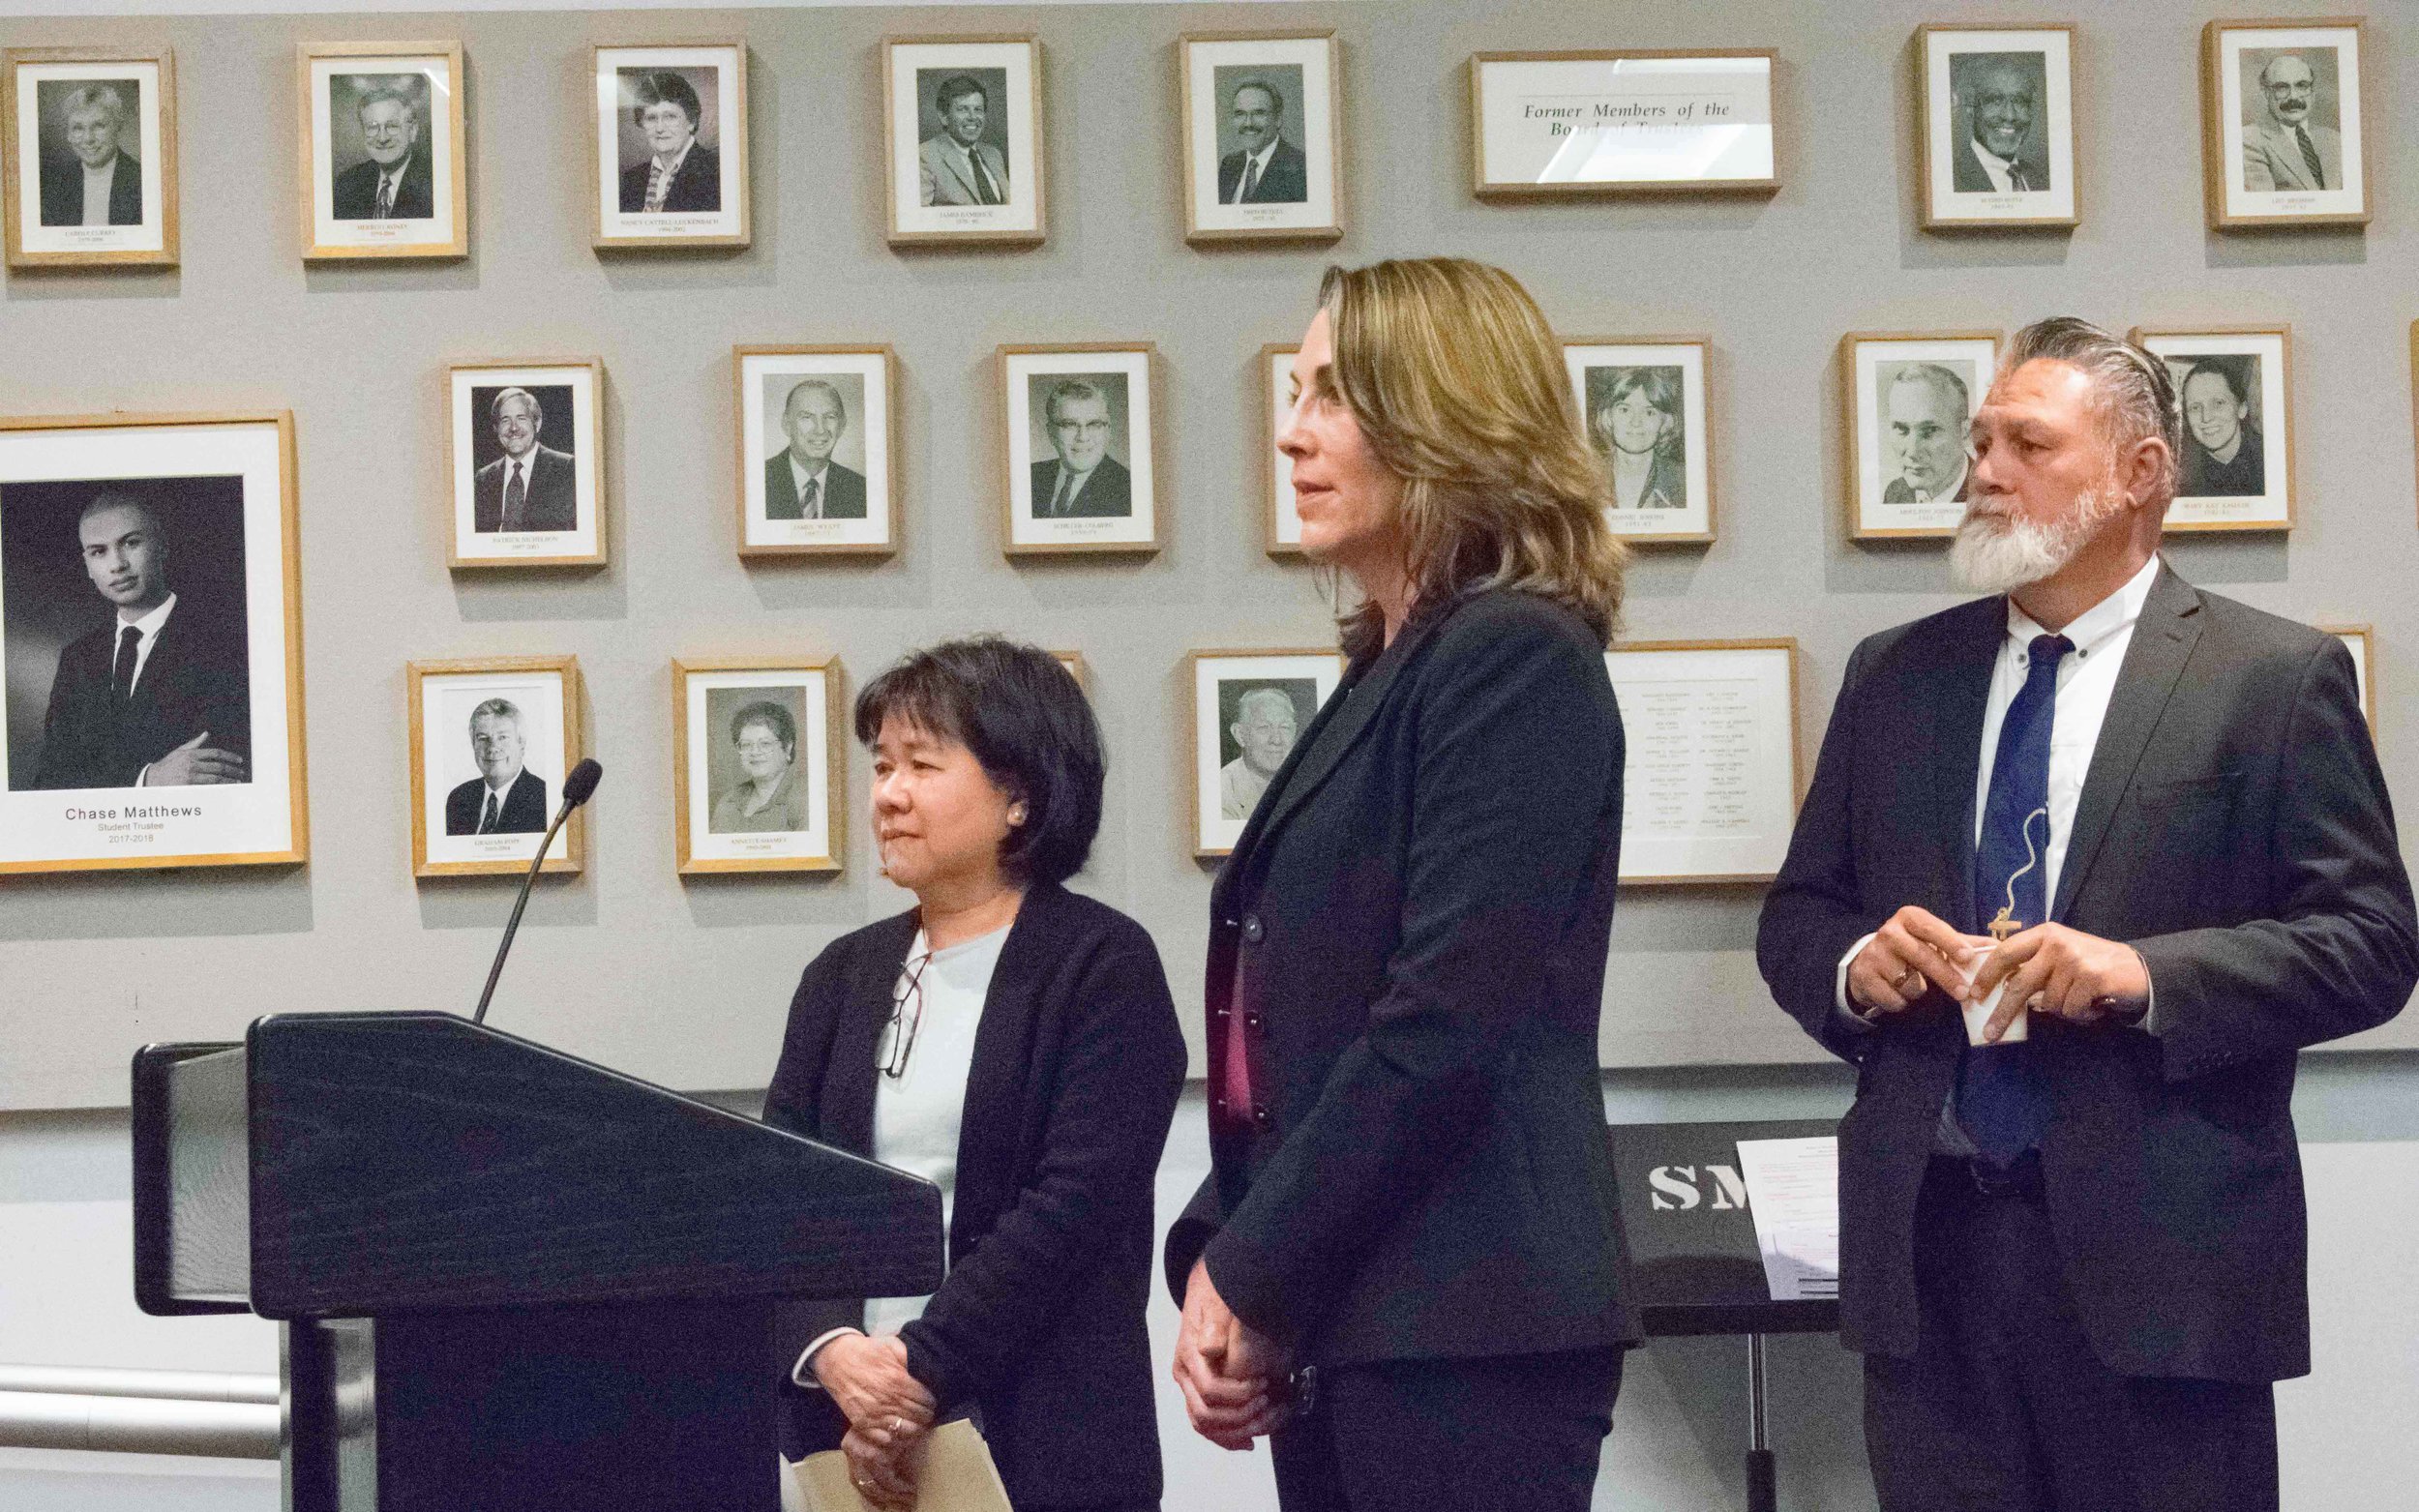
[131,1012,943,1512]
[1607,1117,1840,1512]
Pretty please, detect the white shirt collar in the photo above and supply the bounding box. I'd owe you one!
[786,453,829,493]
[502,446,536,478]
[485,768,522,799]
[82,155,120,186]
[2004,554,2162,660]
[1241,137,1278,175]
[653,137,694,177]
[121,590,177,637]
[1969,136,2018,175]
[1912,457,1969,504]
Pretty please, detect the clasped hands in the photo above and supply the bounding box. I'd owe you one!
[1173,1258,1291,1450]
[1849,904,2148,1041]
[811,1333,935,1509]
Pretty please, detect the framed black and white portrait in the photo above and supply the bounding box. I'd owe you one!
[4,46,176,268]
[1565,339,1714,545]
[734,346,897,559]
[2202,19,2368,230]
[1180,32,1341,245]
[1263,343,1304,557]
[591,43,748,250]
[884,36,1043,248]
[408,657,581,879]
[1917,24,2076,230]
[446,359,605,569]
[2135,326,2292,533]
[1840,332,1998,540]
[999,343,1158,555]
[0,413,305,875]
[1188,649,1343,856]
[673,657,843,875]
[298,42,466,261]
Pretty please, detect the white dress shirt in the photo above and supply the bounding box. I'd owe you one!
[1227,138,1278,201]
[81,156,119,225]
[1965,135,2027,193]
[122,594,180,787]
[785,455,831,518]
[1906,457,1970,505]
[372,162,408,217]
[792,923,1010,1388]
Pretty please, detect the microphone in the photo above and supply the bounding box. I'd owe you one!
[471,759,603,1027]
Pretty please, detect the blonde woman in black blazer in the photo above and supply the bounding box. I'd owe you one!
[767,638,1183,1512]
[1165,259,1637,1512]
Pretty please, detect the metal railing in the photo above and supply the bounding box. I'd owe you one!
[0,1364,279,1460]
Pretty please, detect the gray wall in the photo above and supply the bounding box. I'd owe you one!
[3,0,2412,1109]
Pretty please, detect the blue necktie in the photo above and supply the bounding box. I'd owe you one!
[1958,632,2071,1166]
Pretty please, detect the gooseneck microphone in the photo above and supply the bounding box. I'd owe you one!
[471,758,603,1027]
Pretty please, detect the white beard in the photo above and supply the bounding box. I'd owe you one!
[1949,488,2121,595]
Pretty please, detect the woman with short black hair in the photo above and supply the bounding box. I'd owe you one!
[766,637,1183,1512]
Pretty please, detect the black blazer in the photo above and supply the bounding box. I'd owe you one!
[472,445,579,534]
[39,151,142,226]
[331,152,433,220]
[764,884,1184,1509]
[1163,588,1640,1367]
[34,599,250,790]
[1217,137,1309,203]
[762,456,867,520]
[444,769,549,835]
[1757,564,2416,1383]
[618,141,721,214]
[1029,457,1131,519]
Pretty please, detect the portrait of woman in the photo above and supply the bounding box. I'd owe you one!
[2175,356,2265,498]
[764,637,1184,1512]
[1588,365,1687,512]
[1166,258,1638,1512]
[710,698,808,833]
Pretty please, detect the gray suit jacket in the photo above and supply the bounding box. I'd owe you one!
[918,134,1009,206]
[2243,120,2343,193]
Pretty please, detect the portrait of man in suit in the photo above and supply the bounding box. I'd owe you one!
[1215,74,1307,205]
[1028,379,1132,519]
[37,81,143,228]
[25,491,250,791]
[617,71,720,214]
[762,378,866,520]
[2242,51,2342,193]
[917,73,1010,207]
[1881,363,1973,505]
[471,388,578,534]
[1949,52,2051,194]
[444,697,548,836]
[330,79,433,221]
[1217,683,1304,820]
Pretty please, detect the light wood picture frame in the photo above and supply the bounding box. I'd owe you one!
[2201,17,2370,231]
[1051,650,1090,694]
[408,655,582,879]
[1469,49,1778,199]
[734,345,900,559]
[2133,325,2293,533]
[2319,625,2374,736]
[1604,638,1802,885]
[1188,648,1345,857]
[445,358,608,569]
[999,342,1159,556]
[297,41,467,261]
[590,42,749,251]
[1916,23,2078,231]
[1566,337,1717,546]
[1262,342,1304,557]
[883,35,1044,248]
[672,655,845,875]
[0,411,306,875]
[4,45,177,268]
[1179,30,1342,245]
[1840,331,2000,540]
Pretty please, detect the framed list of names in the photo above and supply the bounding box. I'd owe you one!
[1605,638,1801,884]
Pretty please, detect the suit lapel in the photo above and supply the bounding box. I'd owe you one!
[825,914,920,1154]
[1928,597,2005,931]
[2051,565,2201,921]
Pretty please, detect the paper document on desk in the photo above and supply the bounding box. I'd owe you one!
[1734,1135,1840,1302]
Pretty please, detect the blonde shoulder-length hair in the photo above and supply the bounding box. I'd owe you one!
[1315,257,1627,662]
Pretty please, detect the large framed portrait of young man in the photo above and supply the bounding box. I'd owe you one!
[0,413,305,875]
[1840,331,1999,540]
[297,42,466,261]
[446,359,606,569]
[2202,19,2369,230]
[408,656,581,879]
[883,36,1043,248]
[1188,649,1344,857]
[1917,24,2077,230]
[1565,338,1714,545]
[672,656,843,875]
[1180,32,1342,245]
[2134,325,2292,533]
[734,346,897,559]
[1263,343,1304,557]
[4,46,176,269]
[591,43,748,251]
[999,343,1158,555]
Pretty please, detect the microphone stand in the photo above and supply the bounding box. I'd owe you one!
[471,796,580,1027]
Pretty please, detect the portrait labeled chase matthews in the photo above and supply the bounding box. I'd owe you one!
[4,46,177,268]
[0,413,306,875]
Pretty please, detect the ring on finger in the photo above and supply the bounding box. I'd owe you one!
[1896,966,1923,993]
